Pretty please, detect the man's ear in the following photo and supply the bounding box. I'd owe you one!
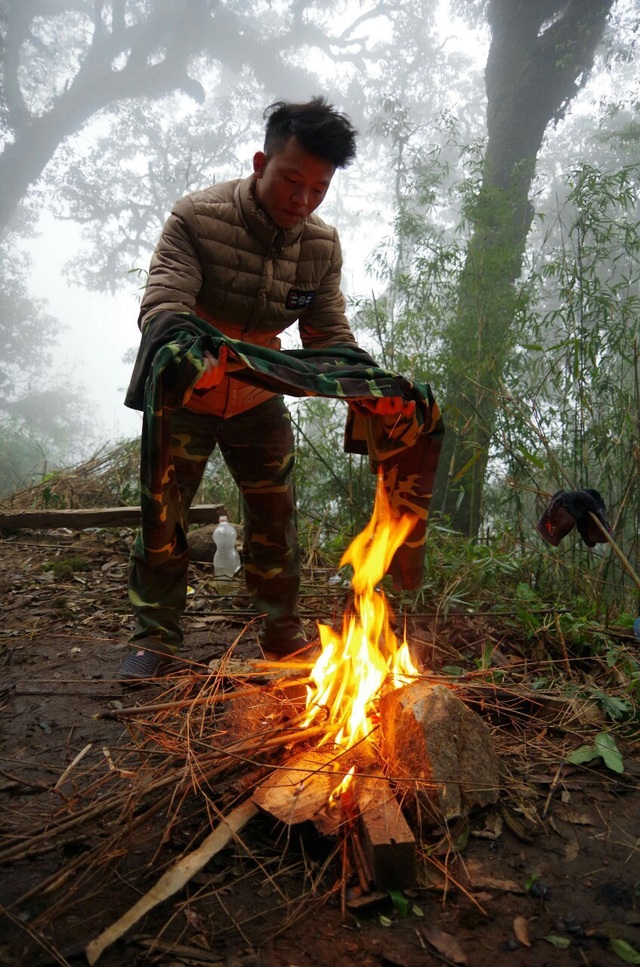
[253,151,267,177]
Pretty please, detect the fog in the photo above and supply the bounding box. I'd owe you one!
[27,214,142,442]
[1,0,636,525]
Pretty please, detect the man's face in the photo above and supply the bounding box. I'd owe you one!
[253,136,336,229]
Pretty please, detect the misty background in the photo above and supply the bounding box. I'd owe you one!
[1,0,639,562]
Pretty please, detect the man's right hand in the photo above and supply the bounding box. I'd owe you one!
[194,349,226,389]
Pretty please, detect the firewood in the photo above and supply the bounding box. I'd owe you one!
[356,779,416,890]
[252,747,349,826]
[85,798,258,965]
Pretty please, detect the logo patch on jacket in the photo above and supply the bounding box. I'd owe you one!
[286,288,316,311]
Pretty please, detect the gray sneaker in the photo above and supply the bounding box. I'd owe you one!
[118,648,170,681]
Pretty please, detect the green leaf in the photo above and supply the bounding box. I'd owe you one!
[545,935,571,949]
[531,677,549,690]
[566,733,624,773]
[479,641,494,670]
[565,744,598,766]
[411,904,424,918]
[442,665,465,677]
[514,443,545,469]
[525,871,540,892]
[594,732,624,774]
[388,891,410,918]
[592,691,632,721]
[452,449,482,482]
[610,937,640,963]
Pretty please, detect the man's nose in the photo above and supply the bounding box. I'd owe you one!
[291,185,310,210]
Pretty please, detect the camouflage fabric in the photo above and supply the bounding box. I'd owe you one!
[344,400,443,589]
[128,397,303,654]
[126,311,444,652]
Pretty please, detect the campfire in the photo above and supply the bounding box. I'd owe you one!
[303,473,419,753]
[253,472,499,897]
[3,455,633,967]
[15,473,499,965]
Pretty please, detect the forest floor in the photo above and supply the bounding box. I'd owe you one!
[1,524,639,967]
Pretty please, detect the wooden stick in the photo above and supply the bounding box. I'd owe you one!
[54,743,93,790]
[85,798,258,965]
[340,835,348,918]
[350,827,373,892]
[553,613,572,676]
[588,511,640,594]
[94,677,312,720]
[541,762,564,820]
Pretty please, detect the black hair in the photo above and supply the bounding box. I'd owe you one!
[263,96,358,168]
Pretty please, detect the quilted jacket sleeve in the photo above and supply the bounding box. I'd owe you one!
[138,198,202,329]
[297,228,357,349]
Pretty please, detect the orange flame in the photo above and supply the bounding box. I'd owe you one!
[304,474,419,760]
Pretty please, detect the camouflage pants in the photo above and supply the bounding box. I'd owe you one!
[128,396,303,655]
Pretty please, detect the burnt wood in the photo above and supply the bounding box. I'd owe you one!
[358,781,416,890]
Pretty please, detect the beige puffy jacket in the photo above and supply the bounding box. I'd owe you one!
[139,174,357,417]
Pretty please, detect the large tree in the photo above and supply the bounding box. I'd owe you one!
[435,0,615,535]
[0,0,382,237]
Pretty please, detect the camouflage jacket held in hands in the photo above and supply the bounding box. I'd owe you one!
[125,311,444,590]
[137,173,358,417]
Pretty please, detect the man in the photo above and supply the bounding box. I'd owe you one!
[120,97,360,679]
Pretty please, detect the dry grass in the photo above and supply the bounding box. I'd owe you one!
[1,630,636,965]
[0,442,140,511]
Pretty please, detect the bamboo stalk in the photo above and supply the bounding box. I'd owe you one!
[588,510,640,594]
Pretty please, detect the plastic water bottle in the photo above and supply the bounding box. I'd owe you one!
[213,516,241,578]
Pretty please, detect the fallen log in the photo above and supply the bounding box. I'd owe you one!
[0,504,225,530]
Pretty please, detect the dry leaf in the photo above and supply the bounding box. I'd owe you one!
[472,812,503,840]
[557,806,595,826]
[422,925,468,964]
[513,915,531,947]
[459,859,525,894]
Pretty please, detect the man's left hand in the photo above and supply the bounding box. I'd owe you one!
[355,397,416,417]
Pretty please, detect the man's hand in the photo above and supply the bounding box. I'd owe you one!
[194,348,227,390]
[354,397,416,418]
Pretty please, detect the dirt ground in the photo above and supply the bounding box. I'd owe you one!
[1,525,639,967]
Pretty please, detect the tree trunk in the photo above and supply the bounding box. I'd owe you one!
[434,0,614,536]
